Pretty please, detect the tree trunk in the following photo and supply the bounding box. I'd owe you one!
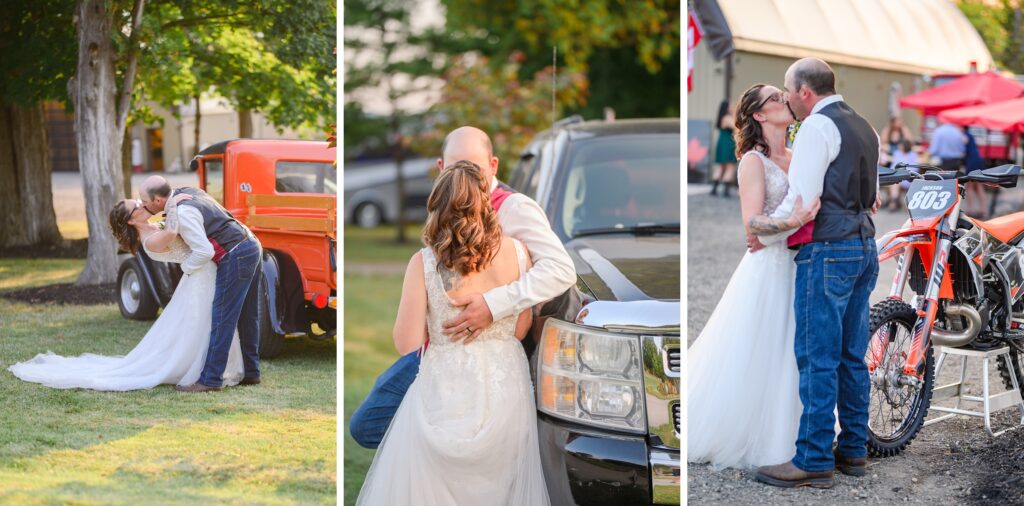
[73,0,126,285]
[0,107,27,247]
[238,109,253,138]
[11,104,62,246]
[121,125,132,198]
[193,94,201,157]
[0,103,63,247]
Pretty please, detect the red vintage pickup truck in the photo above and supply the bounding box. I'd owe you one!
[116,139,336,357]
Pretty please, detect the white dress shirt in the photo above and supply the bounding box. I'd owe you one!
[760,95,879,244]
[482,178,578,321]
[176,205,215,274]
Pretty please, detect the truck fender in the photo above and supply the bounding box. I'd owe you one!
[134,250,166,307]
[261,252,287,336]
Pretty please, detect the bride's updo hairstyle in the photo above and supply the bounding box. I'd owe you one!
[734,83,771,159]
[422,160,502,275]
[109,200,141,254]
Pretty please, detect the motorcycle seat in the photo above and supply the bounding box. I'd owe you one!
[970,211,1024,244]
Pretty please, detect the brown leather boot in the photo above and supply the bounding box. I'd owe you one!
[834,449,867,477]
[755,461,834,489]
[175,383,222,393]
[238,377,261,386]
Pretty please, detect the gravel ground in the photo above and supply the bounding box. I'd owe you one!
[687,184,1024,505]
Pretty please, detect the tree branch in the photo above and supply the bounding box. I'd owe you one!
[160,13,247,30]
[116,0,145,134]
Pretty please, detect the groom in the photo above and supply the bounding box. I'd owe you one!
[749,58,880,488]
[138,175,263,392]
[348,126,577,448]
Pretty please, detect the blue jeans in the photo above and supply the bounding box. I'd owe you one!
[792,238,878,472]
[349,352,420,449]
[199,238,263,387]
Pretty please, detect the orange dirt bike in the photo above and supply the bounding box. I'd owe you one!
[867,162,1023,456]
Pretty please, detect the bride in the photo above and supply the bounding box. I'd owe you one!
[356,160,549,505]
[8,196,243,391]
[687,83,819,469]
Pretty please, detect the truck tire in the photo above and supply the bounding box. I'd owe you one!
[117,258,159,320]
[258,275,286,359]
[354,202,383,228]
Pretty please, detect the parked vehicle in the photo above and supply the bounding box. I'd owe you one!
[116,139,337,358]
[343,157,435,227]
[509,117,680,505]
[867,163,1023,456]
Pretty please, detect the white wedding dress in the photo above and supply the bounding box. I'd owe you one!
[357,241,550,505]
[687,150,803,469]
[8,234,243,391]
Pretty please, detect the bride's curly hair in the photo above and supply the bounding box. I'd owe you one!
[109,200,141,254]
[422,160,502,275]
[734,83,772,159]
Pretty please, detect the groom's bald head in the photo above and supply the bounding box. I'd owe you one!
[438,126,498,185]
[140,175,171,213]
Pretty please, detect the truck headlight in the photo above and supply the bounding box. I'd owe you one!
[537,319,646,433]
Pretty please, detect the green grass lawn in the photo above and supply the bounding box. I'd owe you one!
[342,271,404,506]
[343,225,424,264]
[0,259,336,505]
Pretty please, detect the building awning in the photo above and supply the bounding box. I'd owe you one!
[713,0,993,75]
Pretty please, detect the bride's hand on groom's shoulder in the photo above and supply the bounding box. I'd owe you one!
[169,193,193,206]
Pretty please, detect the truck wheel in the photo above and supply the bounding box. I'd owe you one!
[117,258,158,320]
[258,275,286,359]
[354,202,383,228]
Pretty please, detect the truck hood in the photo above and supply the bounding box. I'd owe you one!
[565,234,679,302]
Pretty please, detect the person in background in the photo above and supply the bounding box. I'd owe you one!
[887,139,918,211]
[929,120,966,172]
[711,101,738,197]
[963,125,989,218]
[880,115,913,157]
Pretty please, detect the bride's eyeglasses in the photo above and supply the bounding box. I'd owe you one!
[756,91,784,110]
[123,200,142,226]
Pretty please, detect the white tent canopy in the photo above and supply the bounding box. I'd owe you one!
[716,0,993,75]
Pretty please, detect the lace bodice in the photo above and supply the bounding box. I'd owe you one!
[740,150,790,216]
[143,233,190,264]
[422,241,527,348]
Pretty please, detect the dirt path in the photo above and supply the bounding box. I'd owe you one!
[687,188,1024,505]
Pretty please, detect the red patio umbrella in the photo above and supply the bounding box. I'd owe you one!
[899,72,1024,115]
[937,97,1024,133]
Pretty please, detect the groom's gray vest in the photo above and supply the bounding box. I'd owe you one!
[788,100,879,247]
[172,187,248,263]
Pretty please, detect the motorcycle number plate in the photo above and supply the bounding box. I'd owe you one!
[906,179,957,221]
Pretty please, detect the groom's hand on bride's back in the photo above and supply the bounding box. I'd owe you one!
[444,293,493,344]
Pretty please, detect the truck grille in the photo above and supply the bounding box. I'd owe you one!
[672,402,680,435]
[666,346,680,373]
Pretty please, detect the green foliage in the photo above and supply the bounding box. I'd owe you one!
[414,52,586,180]
[959,1,1024,74]
[0,0,76,106]
[441,0,680,74]
[135,0,336,131]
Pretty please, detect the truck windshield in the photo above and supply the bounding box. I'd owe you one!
[556,134,680,239]
[276,161,337,194]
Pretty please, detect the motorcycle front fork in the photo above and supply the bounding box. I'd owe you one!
[867,235,955,381]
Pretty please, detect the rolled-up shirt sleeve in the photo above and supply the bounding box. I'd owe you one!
[177,206,214,274]
[482,195,577,321]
